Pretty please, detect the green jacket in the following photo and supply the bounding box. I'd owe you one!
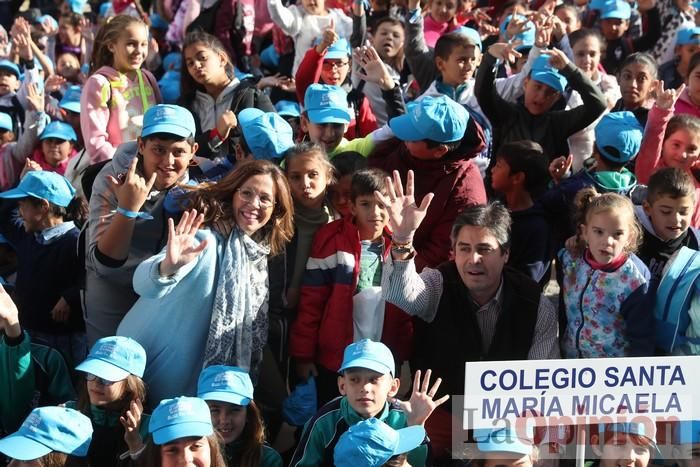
[225,441,284,467]
[0,331,75,435]
[289,396,428,467]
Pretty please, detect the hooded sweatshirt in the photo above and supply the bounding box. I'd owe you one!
[80,66,161,164]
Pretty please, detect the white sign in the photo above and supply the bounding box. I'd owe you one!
[463,356,700,429]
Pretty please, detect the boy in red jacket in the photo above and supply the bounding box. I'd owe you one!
[290,168,414,406]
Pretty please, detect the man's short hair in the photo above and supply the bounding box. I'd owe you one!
[450,202,512,252]
[435,32,479,62]
[647,167,697,204]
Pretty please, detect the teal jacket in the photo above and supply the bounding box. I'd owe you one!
[225,441,283,467]
[290,396,428,467]
[0,331,75,435]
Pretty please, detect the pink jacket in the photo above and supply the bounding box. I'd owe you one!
[80,66,161,163]
[423,14,459,49]
[636,105,700,227]
[674,88,700,119]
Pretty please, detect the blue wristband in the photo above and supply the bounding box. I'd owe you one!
[115,207,154,220]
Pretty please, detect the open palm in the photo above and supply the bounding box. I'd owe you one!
[160,210,208,277]
[374,170,433,242]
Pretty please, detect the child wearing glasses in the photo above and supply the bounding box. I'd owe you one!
[70,335,150,465]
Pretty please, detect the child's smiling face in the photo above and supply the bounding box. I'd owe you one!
[338,368,399,418]
[644,194,694,241]
[206,401,247,445]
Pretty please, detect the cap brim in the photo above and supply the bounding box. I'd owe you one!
[0,65,20,79]
[393,425,426,455]
[325,50,350,60]
[477,436,533,456]
[75,358,131,381]
[339,358,393,375]
[60,102,81,113]
[238,108,265,126]
[0,433,52,461]
[531,72,565,93]
[0,187,29,199]
[198,391,251,406]
[307,108,351,124]
[141,122,193,139]
[40,130,75,141]
[152,421,213,445]
[389,114,423,142]
[600,11,629,19]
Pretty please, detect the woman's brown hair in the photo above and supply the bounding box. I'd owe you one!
[179,31,234,103]
[33,452,88,467]
[142,433,228,466]
[186,160,295,256]
[76,374,146,415]
[89,15,148,73]
[228,401,266,467]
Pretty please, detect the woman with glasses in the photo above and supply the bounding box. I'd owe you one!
[117,159,295,408]
[68,335,149,465]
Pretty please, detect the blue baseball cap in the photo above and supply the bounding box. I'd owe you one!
[142,104,196,139]
[59,85,82,113]
[238,108,294,159]
[530,54,568,93]
[163,52,182,72]
[389,95,469,143]
[0,407,92,460]
[304,84,352,124]
[76,336,147,381]
[0,171,75,207]
[674,420,700,444]
[339,339,395,375]
[589,0,609,10]
[594,111,642,163]
[67,0,87,13]
[499,15,535,51]
[323,38,352,60]
[260,44,281,69]
[474,426,535,456]
[0,112,12,132]
[98,2,111,16]
[334,418,426,467]
[150,397,214,445]
[693,1,700,9]
[159,73,181,104]
[197,365,254,406]
[40,121,77,142]
[455,26,483,51]
[275,100,301,117]
[677,27,700,46]
[150,13,169,30]
[0,59,20,79]
[38,15,58,30]
[600,422,660,454]
[600,0,631,20]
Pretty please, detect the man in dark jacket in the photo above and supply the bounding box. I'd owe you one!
[369,95,487,271]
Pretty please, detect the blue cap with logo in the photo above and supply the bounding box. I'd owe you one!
[594,111,643,163]
[38,14,58,30]
[455,26,483,51]
[59,85,82,113]
[0,171,75,207]
[98,2,111,16]
[304,84,352,124]
[677,27,700,46]
[76,336,147,381]
[530,54,568,93]
[40,121,77,142]
[67,0,87,13]
[0,407,92,460]
[238,108,295,159]
[197,365,254,406]
[600,0,632,20]
[474,426,535,456]
[0,59,21,79]
[334,418,426,467]
[323,38,352,60]
[338,339,395,375]
[142,104,196,139]
[150,397,214,445]
[276,100,301,118]
[0,112,12,132]
[674,420,700,444]
[389,95,469,143]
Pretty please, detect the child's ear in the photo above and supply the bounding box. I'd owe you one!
[337,376,347,396]
[300,114,310,134]
[511,171,526,186]
[388,377,400,397]
[435,56,446,74]
[137,137,146,154]
[642,200,652,216]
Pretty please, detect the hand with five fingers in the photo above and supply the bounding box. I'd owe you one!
[159,209,208,277]
[354,46,396,90]
[393,369,450,427]
[374,170,434,245]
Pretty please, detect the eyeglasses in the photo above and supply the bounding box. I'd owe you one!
[85,373,119,386]
[236,187,275,209]
[322,60,350,70]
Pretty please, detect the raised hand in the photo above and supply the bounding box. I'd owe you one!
[108,157,157,213]
[19,158,42,180]
[505,15,530,40]
[25,82,44,112]
[353,46,396,90]
[488,42,523,63]
[159,209,208,277]
[316,17,338,54]
[0,285,20,338]
[393,369,450,426]
[374,170,433,243]
[655,80,685,110]
[45,74,67,93]
[534,14,554,48]
[549,155,573,184]
[120,398,145,452]
[546,47,570,70]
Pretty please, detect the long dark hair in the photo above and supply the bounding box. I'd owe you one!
[179,31,235,103]
[230,402,266,467]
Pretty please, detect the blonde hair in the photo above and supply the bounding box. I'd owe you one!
[89,15,147,73]
[573,187,641,254]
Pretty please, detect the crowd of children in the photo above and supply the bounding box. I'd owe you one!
[1,0,700,464]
